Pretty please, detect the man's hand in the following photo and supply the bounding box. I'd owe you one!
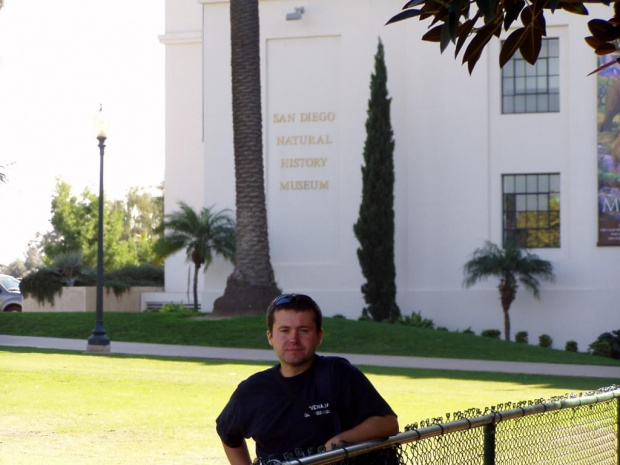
[324,414,398,451]
[324,435,345,451]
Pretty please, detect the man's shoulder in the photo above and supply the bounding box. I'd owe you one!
[315,355,359,377]
[235,365,279,392]
[316,354,351,367]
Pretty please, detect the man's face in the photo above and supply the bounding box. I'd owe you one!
[267,309,324,377]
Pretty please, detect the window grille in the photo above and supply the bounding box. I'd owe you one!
[502,38,559,114]
[503,173,560,248]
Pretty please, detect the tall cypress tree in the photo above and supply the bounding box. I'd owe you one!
[353,39,400,322]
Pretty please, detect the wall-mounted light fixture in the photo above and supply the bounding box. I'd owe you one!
[286,6,305,21]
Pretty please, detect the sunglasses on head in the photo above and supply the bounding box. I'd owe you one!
[273,294,319,310]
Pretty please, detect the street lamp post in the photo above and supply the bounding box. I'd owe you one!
[87,105,111,353]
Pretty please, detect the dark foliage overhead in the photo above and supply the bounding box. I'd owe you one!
[388,0,619,74]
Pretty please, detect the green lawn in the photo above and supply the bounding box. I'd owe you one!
[1,311,619,366]
[2,347,617,465]
[1,311,619,464]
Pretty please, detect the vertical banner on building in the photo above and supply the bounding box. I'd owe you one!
[597,54,620,245]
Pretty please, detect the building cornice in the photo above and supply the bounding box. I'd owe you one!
[158,31,202,45]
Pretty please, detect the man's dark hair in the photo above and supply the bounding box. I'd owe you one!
[266,294,323,334]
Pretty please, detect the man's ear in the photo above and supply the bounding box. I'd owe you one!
[266,329,273,346]
[318,328,324,345]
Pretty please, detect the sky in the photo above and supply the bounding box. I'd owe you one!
[0,0,165,266]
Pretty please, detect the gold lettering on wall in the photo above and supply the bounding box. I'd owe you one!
[272,111,336,193]
[273,113,295,123]
[276,135,332,146]
[271,112,336,123]
[281,158,328,168]
[300,112,336,123]
[280,180,330,191]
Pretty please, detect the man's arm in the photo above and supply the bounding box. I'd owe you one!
[222,440,252,465]
[324,414,399,450]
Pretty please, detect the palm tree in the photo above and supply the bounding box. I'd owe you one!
[463,241,555,341]
[155,202,236,311]
[213,0,280,315]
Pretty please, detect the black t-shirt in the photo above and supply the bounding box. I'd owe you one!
[216,355,396,463]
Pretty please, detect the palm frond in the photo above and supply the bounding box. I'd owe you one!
[155,201,236,270]
[463,241,505,287]
[463,240,555,297]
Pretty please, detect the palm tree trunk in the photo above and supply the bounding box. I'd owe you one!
[503,307,511,342]
[213,0,280,315]
[193,263,200,312]
[499,281,516,341]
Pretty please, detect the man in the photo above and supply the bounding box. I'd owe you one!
[216,293,399,464]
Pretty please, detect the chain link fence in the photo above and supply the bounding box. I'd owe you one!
[277,385,619,465]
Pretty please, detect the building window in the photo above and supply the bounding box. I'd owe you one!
[503,174,560,248]
[501,38,559,114]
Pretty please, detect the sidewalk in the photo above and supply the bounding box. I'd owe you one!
[2,334,620,379]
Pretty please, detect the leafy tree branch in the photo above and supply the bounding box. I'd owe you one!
[388,0,620,73]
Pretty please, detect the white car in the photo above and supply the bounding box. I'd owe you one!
[0,274,22,312]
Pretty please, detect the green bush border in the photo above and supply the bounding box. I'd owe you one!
[21,264,164,305]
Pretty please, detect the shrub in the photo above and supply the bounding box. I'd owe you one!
[589,340,613,358]
[515,331,529,344]
[104,264,164,296]
[462,327,475,335]
[436,326,449,332]
[21,252,94,305]
[539,334,553,348]
[52,252,85,286]
[481,329,501,339]
[565,340,578,352]
[399,311,434,329]
[588,330,620,359]
[159,302,195,314]
[332,314,347,320]
[20,263,164,305]
[20,268,64,305]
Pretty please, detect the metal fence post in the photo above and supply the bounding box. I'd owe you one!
[484,422,496,465]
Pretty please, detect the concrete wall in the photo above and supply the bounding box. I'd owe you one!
[158,0,206,299]
[23,287,164,313]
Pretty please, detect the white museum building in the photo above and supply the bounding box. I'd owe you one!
[156,0,620,349]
